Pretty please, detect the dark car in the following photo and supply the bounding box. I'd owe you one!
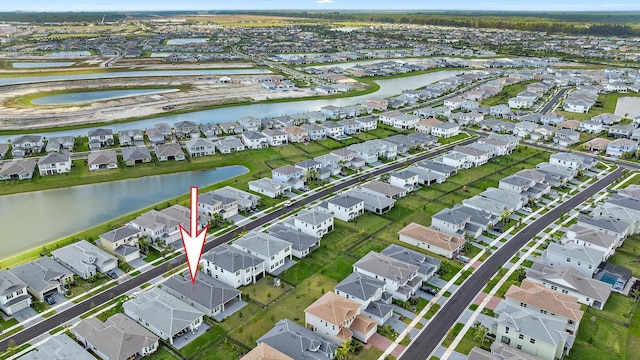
[45,295,55,305]
[420,286,438,296]
[108,271,118,279]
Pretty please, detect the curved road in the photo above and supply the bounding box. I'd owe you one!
[399,167,623,359]
[0,137,477,352]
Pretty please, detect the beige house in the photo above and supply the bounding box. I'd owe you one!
[398,223,465,259]
[305,291,377,344]
[241,343,293,360]
[504,279,583,335]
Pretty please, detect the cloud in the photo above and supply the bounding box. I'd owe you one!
[314,0,334,3]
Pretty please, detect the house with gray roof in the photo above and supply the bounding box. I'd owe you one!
[283,209,334,238]
[45,135,75,153]
[121,146,152,166]
[541,242,605,277]
[535,162,577,187]
[493,303,575,360]
[201,123,222,138]
[18,334,94,360]
[462,196,510,217]
[163,271,242,319]
[131,205,207,246]
[334,272,393,326]
[9,256,74,301]
[153,143,185,161]
[123,287,204,345]
[480,187,527,212]
[345,188,395,215]
[526,262,611,310]
[99,225,143,262]
[173,121,199,138]
[145,128,166,144]
[0,143,8,159]
[209,186,260,211]
[87,128,114,149]
[200,244,265,288]
[87,150,117,171]
[0,158,37,180]
[576,216,630,246]
[38,152,71,176]
[248,177,291,198]
[185,138,216,157]
[414,160,457,179]
[353,251,421,301]
[257,319,338,360]
[241,131,269,150]
[268,225,320,258]
[360,180,407,199]
[117,129,144,147]
[73,313,159,360]
[12,135,44,156]
[51,240,117,280]
[594,195,640,235]
[0,270,31,316]
[549,153,597,171]
[317,194,365,222]
[381,244,440,281]
[232,232,292,274]
[198,189,239,220]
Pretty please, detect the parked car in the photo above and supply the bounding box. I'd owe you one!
[45,295,55,305]
[420,286,438,296]
[108,271,118,279]
[523,207,533,212]
[456,255,470,263]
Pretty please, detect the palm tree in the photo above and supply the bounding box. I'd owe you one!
[336,339,355,360]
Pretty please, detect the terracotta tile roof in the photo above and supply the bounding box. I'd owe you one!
[505,280,584,322]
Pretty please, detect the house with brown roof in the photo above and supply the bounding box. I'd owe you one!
[241,343,293,360]
[398,223,465,259]
[305,291,377,344]
[582,137,612,153]
[504,279,583,334]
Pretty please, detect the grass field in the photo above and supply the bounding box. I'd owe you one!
[481,81,536,107]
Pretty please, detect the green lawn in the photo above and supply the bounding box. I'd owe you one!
[607,234,640,278]
[146,346,180,360]
[180,324,227,358]
[442,322,465,348]
[244,276,293,305]
[481,81,536,107]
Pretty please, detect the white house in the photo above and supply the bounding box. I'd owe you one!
[248,178,291,198]
[200,244,265,288]
[283,209,334,238]
[389,170,419,191]
[431,122,460,138]
[262,129,288,146]
[185,138,216,157]
[232,232,292,274]
[317,195,365,222]
[241,131,269,150]
[0,270,32,316]
[398,223,465,259]
[353,252,421,301]
[38,152,71,176]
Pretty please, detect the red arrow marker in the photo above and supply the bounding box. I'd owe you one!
[179,186,209,283]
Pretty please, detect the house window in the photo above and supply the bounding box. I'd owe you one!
[566,258,571,262]
[505,326,509,334]
[519,334,524,339]
[530,338,536,344]
[517,345,522,350]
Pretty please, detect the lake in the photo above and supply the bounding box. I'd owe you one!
[166,38,209,45]
[0,69,467,142]
[12,62,76,68]
[45,51,92,57]
[0,68,271,87]
[614,96,640,118]
[0,165,248,260]
[31,88,180,106]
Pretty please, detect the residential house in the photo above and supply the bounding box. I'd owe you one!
[305,291,377,344]
[232,232,292,274]
[248,178,291,198]
[453,145,490,167]
[283,126,309,143]
[360,180,407,199]
[553,129,580,147]
[415,118,443,134]
[480,187,527,211]
[173,121,199,138]
[606,138,638,157]
[583,138,612,152]
[337,119,362,135]
[207,186,259,212]
[257,319,338,360]
[322,121,346,139]
[317,194,365,222]
[526,262,611,310]
[592,113,622,126]
[398,222,465,259]
[118,129,144,146]
[565,223,619,260]
[594,194,640,235]
[153,143,185,161]
[262,129,288,146]
[242,131,269,150]
[10,256,74,301]
[490,104,511,118]
[300,124,327,141]
[163,272,242,319]
[37,152,71,176]
[51,240,117,280]
[12,135,44,157]
[355,116,378,131]
[268,225,320,259]
[389,170,419,191]
[283,209,334,238]
[345,188,395,215]
[238,116,261,131]
[241,343,293,360]
[45,135,75,153]
[381,244,440,281]
[0,270,31,316]
[493,304,575,360]
[87,128,114,149]
[431,122,460,138]
[508,97,534,109]
[272,165,305,190]
[145,128,166,144]
[334,272,393,326]
[18,334,94,360]
[73,314,159,360]
[609,125,636,139]
[505,279,583,334]
[541,242,604,278]
[185,138,216,157]
[200,244,265,288]
[353,251,421,301]
[131,205,206,246]
[123,287,204,345]
[535,162,578,187]
[121,146,152,166]
[214,136,245,154]
[99,225,143,262]
[0,158,37,180]
[201,123,222,138]
[87,150,117,171]
[320,105,345,120]
[549,153,596,171]
[540,113,565,125]
[578,120,604,134]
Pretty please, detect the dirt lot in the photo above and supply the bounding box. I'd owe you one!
[0,75,316,130]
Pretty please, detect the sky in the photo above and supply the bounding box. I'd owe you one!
[5,0,640,12]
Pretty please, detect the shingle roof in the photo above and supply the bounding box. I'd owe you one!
[201,244,264,272]
[164,272,241,312]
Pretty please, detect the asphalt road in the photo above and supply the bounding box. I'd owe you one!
[399,167,623,360]
[0,137,477,352]
[540,87,569,115]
